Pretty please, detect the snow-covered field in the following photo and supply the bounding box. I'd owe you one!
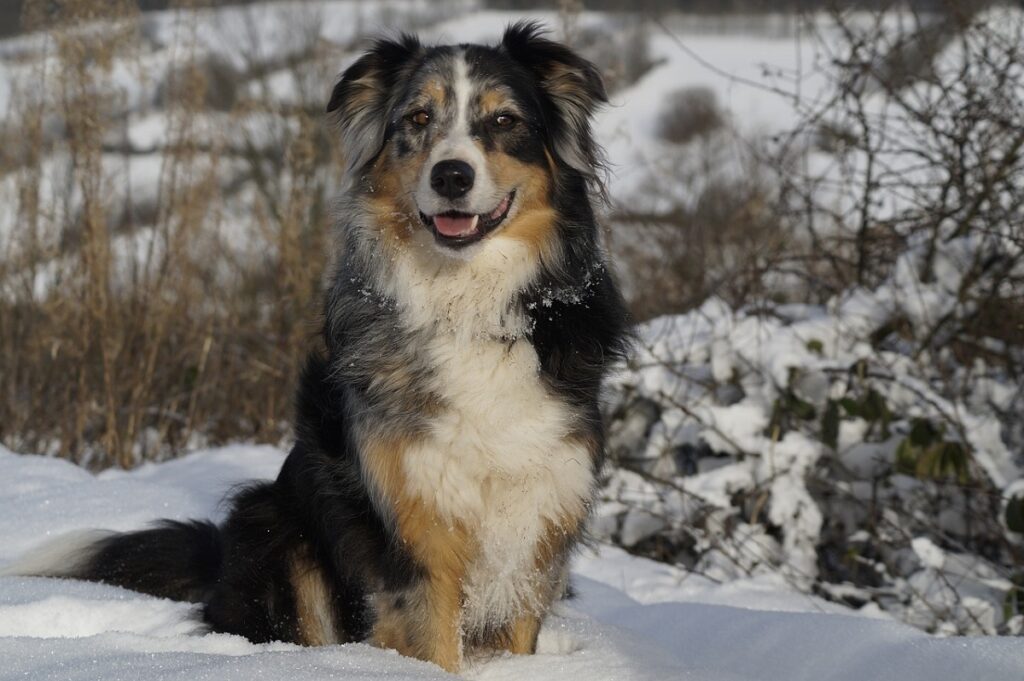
[1,444,1021,681]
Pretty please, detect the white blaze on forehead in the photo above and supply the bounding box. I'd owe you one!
[415,51,500,218]
[451,53,473,147]
[433,53,483,171]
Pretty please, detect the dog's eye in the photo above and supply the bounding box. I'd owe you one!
[493,113,516,128]
[409,110,431,127]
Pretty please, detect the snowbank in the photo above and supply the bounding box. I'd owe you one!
[1,445,1021,680]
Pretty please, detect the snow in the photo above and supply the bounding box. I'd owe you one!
[595,15,833,205]
[599,262,1022,633]
[1,444,1022,681]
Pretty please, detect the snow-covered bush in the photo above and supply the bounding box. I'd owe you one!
[657,86,723,145]
[598,6,1024,636]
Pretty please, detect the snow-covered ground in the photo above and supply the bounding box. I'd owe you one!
[0,445,1021,681]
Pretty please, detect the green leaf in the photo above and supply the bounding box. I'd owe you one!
[916,443,943,479]
[1004,586,1023,621]
[938,442,969,483]
[806,339,824,355]
[822,399,840,449]
[791,396,817,421]
[1007,495,1024,534]
[839,397,862,417]
[894,438,917,476]
[896,432,972,483]
[765,398,785,439]
[908,418,941,447]
[860,389,887,423]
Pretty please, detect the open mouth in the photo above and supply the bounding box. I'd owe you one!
[419,191,516,248]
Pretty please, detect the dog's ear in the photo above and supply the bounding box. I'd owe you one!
[500,21,607,187]
[327,34,421,173]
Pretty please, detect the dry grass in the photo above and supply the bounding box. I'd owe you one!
[612,171,786,321]
[0,2,678,467]
[0,0,344,468]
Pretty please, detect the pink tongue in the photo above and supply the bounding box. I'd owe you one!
[433,214,479,237]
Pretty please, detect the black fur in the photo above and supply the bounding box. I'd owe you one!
[47,24,631,654]
[326,33,423,172]
[498,21,609,191]
[85,520,221,604]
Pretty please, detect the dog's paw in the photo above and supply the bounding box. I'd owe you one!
[534,617,584,656]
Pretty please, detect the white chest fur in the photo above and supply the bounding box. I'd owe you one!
[402,334,592,632]
[385,234,594,632]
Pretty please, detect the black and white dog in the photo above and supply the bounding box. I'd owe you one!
[5,22,629,672]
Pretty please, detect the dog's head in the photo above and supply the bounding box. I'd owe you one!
[327,22,606,256]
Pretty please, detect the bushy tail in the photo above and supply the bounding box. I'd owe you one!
[2,520,222,603]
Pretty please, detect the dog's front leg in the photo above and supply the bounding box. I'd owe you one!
[387,506,472,672]
[419,549,468,672]
[500,613,542,654]
[362,438,472,671]
[489,515,580,656]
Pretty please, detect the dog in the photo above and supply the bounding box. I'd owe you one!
[3,22,629,673]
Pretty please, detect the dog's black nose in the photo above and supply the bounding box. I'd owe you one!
[430,160,475,199]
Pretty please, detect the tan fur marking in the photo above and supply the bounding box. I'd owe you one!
[366,152,428,246]
[504,202,559,258]
[362,433,476,672]
[534,513,581,573]
[349,85,377,110]
[289,550,337,646]
[543,147,559,178]
[504,613,543,654]
[370,591,418,654]
[479,88,508,115]
[486,153,559,260]
[364,77,446,239]
[424,79,446,107]
[543,62,585,99]
[473,610,543,656]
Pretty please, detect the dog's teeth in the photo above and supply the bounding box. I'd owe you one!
[487,195,510,221]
